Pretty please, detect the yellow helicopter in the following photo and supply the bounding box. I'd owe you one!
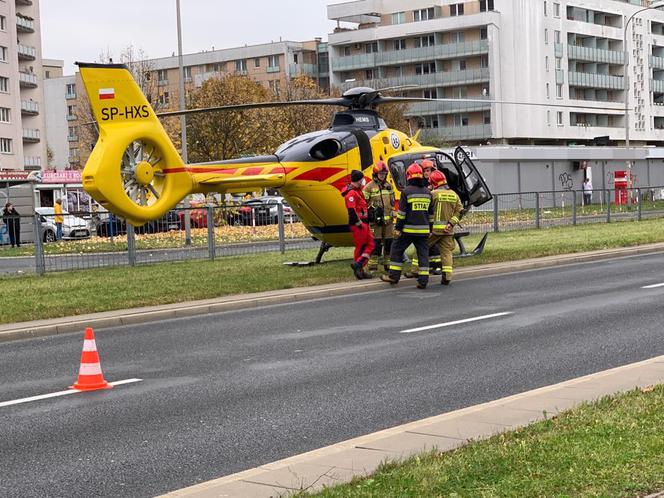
[77,62,493,257]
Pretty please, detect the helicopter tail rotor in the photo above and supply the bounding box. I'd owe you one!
[76,62,195,226]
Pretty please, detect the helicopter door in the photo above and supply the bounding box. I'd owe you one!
[350,130,374,171]
[386,156,408,191]
[451,146,492,207]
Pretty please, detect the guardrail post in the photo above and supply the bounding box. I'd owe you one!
[127,224,136,266]
[33,214,45,276]
[207,205,215,260]
[277,202,286,254]
[493,195,499,233]
[637,188,642,221]
[606,189,611,223]
[535,192,540,229]
[572,190,577,226]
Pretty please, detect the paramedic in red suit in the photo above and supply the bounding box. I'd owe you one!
[343,169,375,279]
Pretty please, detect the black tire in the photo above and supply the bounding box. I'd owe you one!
[43,230,56,243]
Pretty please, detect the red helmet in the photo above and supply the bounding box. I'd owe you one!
[420,159,434,172]
[429,170,447,188]
[373,161,388,175]
[406,163,424,180]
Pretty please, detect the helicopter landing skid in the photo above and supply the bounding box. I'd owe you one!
[454,232,488,258]
[282,241,332,267]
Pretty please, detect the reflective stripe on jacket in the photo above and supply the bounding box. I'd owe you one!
[431,187,463,234]
[395,185,432,237]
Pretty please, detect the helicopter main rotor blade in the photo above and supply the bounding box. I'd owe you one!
[155,98,351,118]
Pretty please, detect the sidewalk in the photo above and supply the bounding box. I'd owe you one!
[160,355,664,497]
[2,242,664,343]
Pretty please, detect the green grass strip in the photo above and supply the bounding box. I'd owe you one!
[3,218,664,324]
[303,385,664,498]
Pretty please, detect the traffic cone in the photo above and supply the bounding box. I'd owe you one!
[69,327,112,391]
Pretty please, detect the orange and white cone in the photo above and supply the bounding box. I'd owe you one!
[69,327,112,391]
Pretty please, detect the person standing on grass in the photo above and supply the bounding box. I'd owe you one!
[54,198,64,240]
[583,178,593,206]
[2,202,21,248]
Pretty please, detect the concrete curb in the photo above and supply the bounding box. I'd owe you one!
[159,355,664,497]
[2,242,664,343]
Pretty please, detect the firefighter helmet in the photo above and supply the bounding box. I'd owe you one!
[373,161,388,175]
[406,163,424,180]
[429,170,447,188]
[420,159,434,171]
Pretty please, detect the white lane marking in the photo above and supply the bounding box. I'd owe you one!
[400,312,513,334]
[0,378,142,409]
[642,283,664,289]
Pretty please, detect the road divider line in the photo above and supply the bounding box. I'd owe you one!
[0,378,142,409]
[642,283,664,289]
[400,312,513,334]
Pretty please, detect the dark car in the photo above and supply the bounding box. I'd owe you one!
[239,196,297,225]
[96,211,181,237]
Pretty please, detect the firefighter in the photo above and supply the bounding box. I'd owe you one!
[428,169,463,285]
[343,169,375,280]
[363,161,395,272]
[381,163,432,289]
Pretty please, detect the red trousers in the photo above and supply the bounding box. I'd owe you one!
[350,223,375,268]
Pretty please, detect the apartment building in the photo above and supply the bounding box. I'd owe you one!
[327,0,664,146]
[0,0,47,171]
[43,59,77,170]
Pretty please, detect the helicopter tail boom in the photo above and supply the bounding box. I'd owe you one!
[77,62,194,226]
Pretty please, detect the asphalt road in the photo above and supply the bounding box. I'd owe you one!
[1,252,664,497]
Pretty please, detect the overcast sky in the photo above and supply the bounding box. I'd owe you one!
[40,0,344,74]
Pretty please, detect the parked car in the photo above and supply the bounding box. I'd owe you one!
[239,196,298,225]
[177,202,208,228]
[95,210,181,237]
[36,207,91,242]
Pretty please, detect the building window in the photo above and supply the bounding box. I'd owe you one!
[392,12,405,24]
[555,57,562,69]
[0,76,7,93]
[480,55,489,68]
[545,56,549,70]
[479,0,494,12]
[0,107,9,123]
[414,7,435,22]
[0,138,11,154]
[157,91,170,106]
[554,30,561,44]
[454,114,469,127]
[544,1,547,16]
[556,84,563,98]
[183,66,192,81]
[459,59,467,71]
[415,62,436,74]
[68,126,77,139]
[235,59,247,73]
[69,147,79,161]
[0,15,6,31]
[544,28,549,44]
[65,83,76,98]
[365,42,378,54]
[394,39,406,51]
[268,55,279,67]
[480,27,488,40]
[553,2,560,18]
[450,4,464,16]
[157,69,168,84]
[546,83,550,98]
[365,69,376,80]
[557,111,564,125]
[344,46,351,56]
[547,110,551,126]
[423,89,437,99]
[415,35,435,48]
[0,46,7,63]
[484,112,491,124]
[450,31,465,43]
[293,53,298,64]
[67,104,76,119]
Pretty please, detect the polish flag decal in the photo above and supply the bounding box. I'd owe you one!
[98,88,115,100]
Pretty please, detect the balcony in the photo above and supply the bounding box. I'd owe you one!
[568,45,624,65]
[651,55,664,71]
[67,135,78,142]
[405,98,492,117]
[331,40,490,72]
[568,71,624,90]
[16,0,33,5]
[24,156,41,169]
[344,68,491,92]
[289,63,319,78]
[266,66,280,73]
[65,92,76,99]
[653,79,664,93]
[16,15,35,32]
[22,128,40,143]
[419,124,492,142]
[17,44,37,61]
[20,100,38,115]
[328,0,382,24]
[19,72,38,88]
[66,114,77,121]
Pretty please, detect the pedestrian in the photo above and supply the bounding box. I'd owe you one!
[381,163,433,289]
[343,169,375,280]
[54,198,64,240]
[427,170,463,285]
[363,161,395,272]
[2,202,21,248]
[582,177,593,206]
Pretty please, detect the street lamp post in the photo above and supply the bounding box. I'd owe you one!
[622,0,664,206]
